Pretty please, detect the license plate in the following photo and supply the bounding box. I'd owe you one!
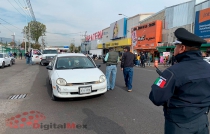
[79,86,92,94]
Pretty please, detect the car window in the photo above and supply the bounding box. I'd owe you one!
[55,56,96,70]
[33,50,41,55]
[51,56,57,68]
[0,54,3,58]
[43,50,58,54]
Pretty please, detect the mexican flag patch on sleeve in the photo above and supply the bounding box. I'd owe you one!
[154,76,166,88]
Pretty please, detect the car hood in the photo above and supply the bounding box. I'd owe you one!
[55,68,104,83]
[42,54,57,56]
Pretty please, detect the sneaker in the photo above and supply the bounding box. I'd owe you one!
[128,89,132,92]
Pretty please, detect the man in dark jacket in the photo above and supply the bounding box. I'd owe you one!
[149,28,210,134]
[140,53,145,67]
[121,46,136,92]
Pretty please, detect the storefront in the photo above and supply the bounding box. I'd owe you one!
[194,7,210,56]
[157,44,210,57]
[85,31,103,56]
[132,20,162,59]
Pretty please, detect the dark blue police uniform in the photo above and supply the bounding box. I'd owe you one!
[149,28,210,134]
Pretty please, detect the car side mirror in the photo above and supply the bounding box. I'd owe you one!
[46,66,53,70]
[97,65,101,68]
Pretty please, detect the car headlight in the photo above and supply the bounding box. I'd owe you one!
[56,78,67,86]
[42,56,46,59]
[99,75,106,83]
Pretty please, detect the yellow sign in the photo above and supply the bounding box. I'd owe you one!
[97,38,131,49]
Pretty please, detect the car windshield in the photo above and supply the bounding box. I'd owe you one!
[43,50,58,54]
[0,54,3,58]
[55,56,96,70]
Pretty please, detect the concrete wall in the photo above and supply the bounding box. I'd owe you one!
[126,14,153,39]
[102,27,110,44]
[140,10,165,25]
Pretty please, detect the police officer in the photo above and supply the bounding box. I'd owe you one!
[149,28,210,134]
[104,47,119,90]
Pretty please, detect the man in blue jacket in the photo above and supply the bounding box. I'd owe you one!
[149,28,210,134]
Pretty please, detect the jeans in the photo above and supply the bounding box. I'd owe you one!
[106,65,117,90]
[26,57,30,64]
[29,57,33,65]
[141,60,145,67]
[123,67,133,90]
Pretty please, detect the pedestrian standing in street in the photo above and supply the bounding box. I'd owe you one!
[19,52,22,60]
[121,46,136,92]
[104,47,119,91]
[149,28,210,134]
[29,49,33,65]
[140,53,145,67]
[25,51,30,64]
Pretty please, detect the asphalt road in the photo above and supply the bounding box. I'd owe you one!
[0,59,197,134]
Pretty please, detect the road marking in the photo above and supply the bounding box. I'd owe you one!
[8,94,27,100]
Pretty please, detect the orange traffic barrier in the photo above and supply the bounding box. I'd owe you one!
[154,59,158,67]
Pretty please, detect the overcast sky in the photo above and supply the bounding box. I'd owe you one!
[0,0,190,47]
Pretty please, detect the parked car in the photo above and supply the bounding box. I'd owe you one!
[0,53,12,68]
[40,49,58,66]
[10,56,15,65]
[31,49,42,64]
[46,53,107,101]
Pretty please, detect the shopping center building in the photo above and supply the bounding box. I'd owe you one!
[97,13,154,56]
[82,0,210,58]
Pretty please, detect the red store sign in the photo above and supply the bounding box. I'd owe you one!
[85,31,103,41]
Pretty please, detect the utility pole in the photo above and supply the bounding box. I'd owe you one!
[28,23,31,50]
[24,27,27,53]
[11,33,15,48]
[42,35,45,49]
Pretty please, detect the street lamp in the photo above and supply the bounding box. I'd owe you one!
[119,13,134,53]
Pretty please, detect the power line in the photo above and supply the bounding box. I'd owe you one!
[20,0,33,20]
[0,18,22,30]
[26,0,36,21]
[0,24,13,33]
[0,23,22,38]
[7,0,25,17]
[15,0,32,19]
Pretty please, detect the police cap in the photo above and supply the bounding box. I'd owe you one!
[174,28,207,47]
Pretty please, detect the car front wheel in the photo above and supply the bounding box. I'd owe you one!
[51,89,59,101]
[1,62,5,68]
[40,60,45,66]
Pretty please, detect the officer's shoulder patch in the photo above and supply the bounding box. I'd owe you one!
[154,76,166,88]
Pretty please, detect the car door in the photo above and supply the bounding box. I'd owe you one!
[4,54,9,65]
[48,56,56,79]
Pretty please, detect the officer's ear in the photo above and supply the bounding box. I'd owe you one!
[178,44,186,54]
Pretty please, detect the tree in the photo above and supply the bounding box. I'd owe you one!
[32,44,41,49]
[69,43,75,52]
[77,46,81,52]
[24,21,46,44]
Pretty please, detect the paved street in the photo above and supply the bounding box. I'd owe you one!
[0,59,205,134]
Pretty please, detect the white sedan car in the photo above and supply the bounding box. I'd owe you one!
[0,53,12,68]
[46,53,107,101]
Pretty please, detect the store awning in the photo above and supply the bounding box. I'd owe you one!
[201,43,210,47]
